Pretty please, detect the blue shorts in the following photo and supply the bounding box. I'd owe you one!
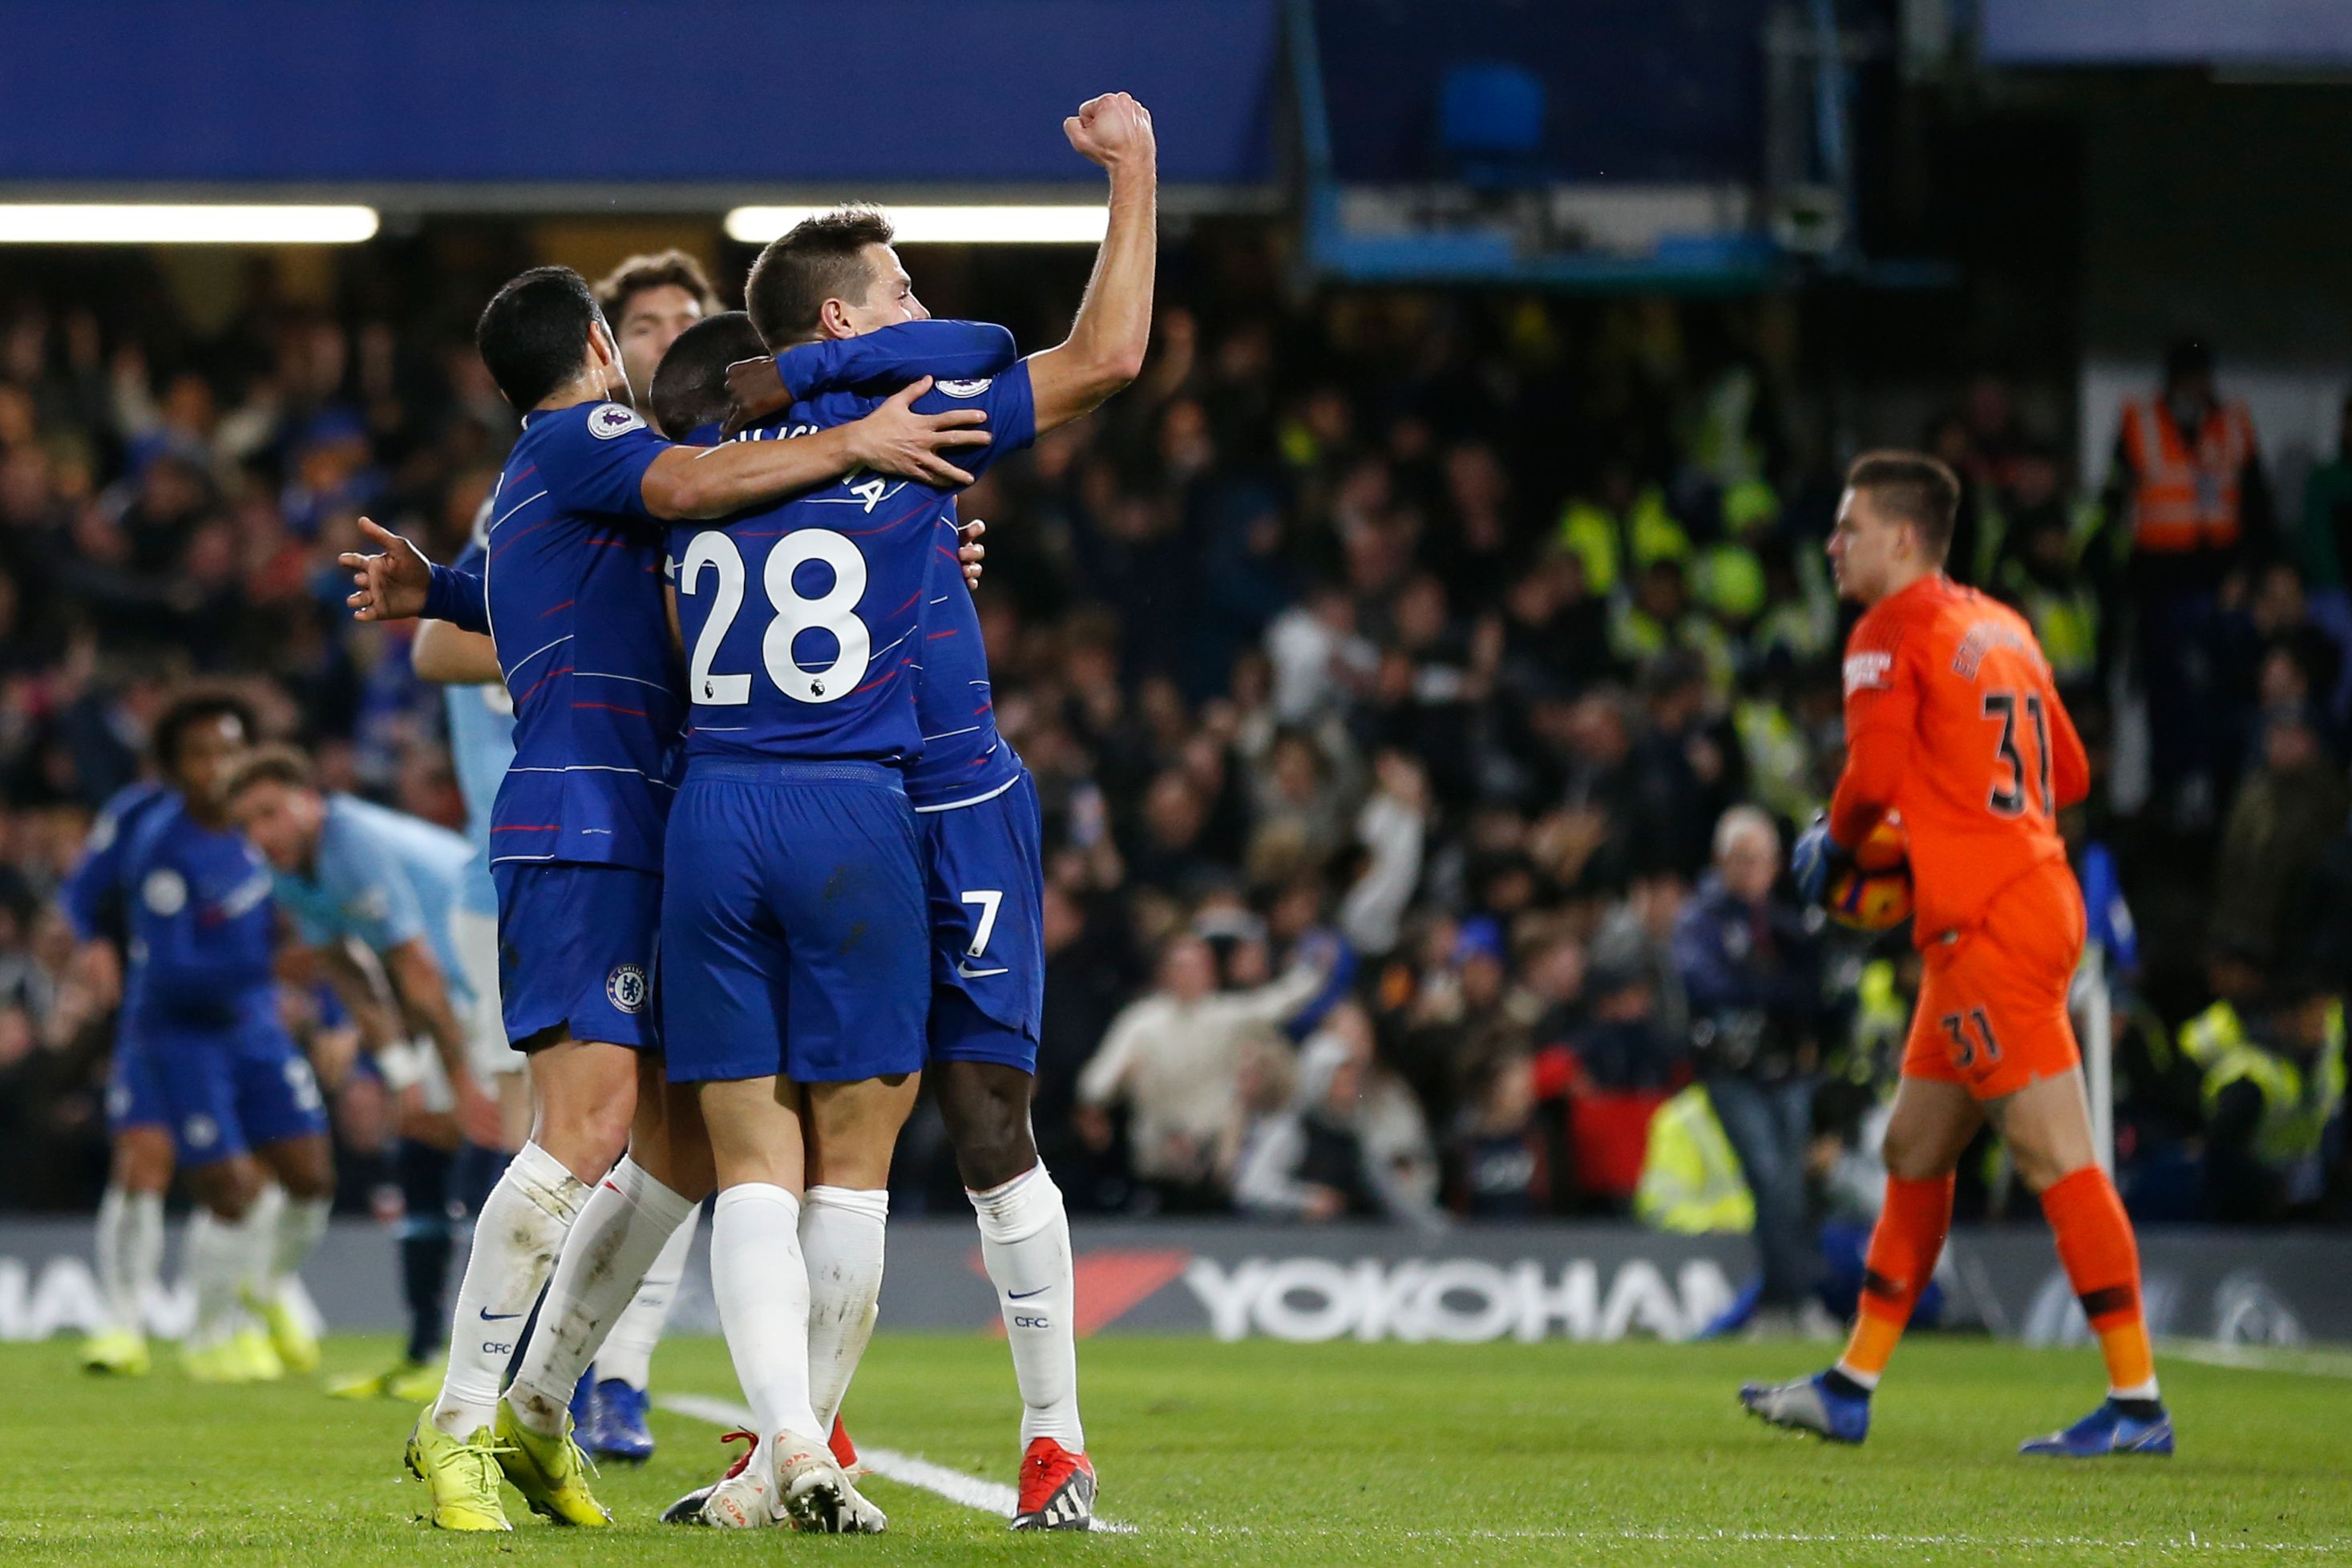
[662,760,928,1085]
[918,771,1045,1071]
[120,1020,328,1168]
[105,1041,167,1135]
[493,862,661,1051]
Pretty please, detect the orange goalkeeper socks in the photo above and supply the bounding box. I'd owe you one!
[2039,1165,2159,1399]
[1834,1172,1954,1388]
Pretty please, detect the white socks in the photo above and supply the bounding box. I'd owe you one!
[596,1202,701,1392]
[432,1141,589,1437]
[969,1165,1085,1450]
[266,1194,331,1299]
[95,1186,163,1336]
[184,1200,272,1350]
[508,1155,697,1436]
[802,1186,889,1432]
[712,1184,820,1443]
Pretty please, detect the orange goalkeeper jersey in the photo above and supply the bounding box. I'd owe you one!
[1830,575,2089,944]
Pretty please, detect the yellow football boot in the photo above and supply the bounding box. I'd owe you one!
[494,1399,610,1526]
[228,1326,285,1381]
[390,1361,443,1402]
[331,1357,444,1400]
[81,1328,151,1376]
[404,1416,514,1532]
[249,1291,320,1375]
[182,1338,247,1383]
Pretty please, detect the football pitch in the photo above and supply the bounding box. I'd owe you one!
[3,1334,2346,1566]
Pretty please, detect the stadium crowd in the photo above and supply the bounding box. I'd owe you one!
[0,234,2345,1246]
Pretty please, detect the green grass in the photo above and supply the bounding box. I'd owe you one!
[2,1333,2346,1566]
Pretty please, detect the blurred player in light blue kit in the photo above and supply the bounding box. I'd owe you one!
[224,743,492,1400]
[106,694,337,1383]
[220,738,491,1410]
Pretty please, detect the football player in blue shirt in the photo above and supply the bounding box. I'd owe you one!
[61,742,196,1376]
[339,266,996,1530]
[107,693,337,1384]
[410,504,701,1464]
[656,90,1155,1534]
[223,743,497,1406]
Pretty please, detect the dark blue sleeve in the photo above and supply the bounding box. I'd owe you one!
[1671,905,1748,1016]
[779,321,1020,400]
[60,833,127,944]
[540,402,668,522]
[1283,934,1360,1042]
[425,563,490,634]
[909,359,1037,483]
[60,786,162,943]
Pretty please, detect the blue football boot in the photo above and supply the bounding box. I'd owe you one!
[583,1378,656,1464]
[2019,1399,2173,1457]
[1740,1372,1871,1445]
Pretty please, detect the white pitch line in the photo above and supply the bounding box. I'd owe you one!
[656,1392,1134,1534]
[2158,1340,2352,1380]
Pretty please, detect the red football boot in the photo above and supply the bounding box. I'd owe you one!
[1012,1437,1096,1531]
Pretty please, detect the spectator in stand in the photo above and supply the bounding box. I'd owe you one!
[2208,704,2350,971]
[2105,339,2273,826]
[1672,806,1831,1333]
[1453,1052,1542,1218]
[2201,972,2346,1223]
[1233,1017,1443,1227]
[1075,932,1332,1210]
[2297,390,2352,717]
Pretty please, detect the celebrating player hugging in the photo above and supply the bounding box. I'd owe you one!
[337,91,1156,1533]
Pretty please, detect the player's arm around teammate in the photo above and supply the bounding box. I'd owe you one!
[337,370,992,628]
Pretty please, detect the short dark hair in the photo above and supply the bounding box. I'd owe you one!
[152,688,255,774]
[743,207,895,350]
[594,249,717,322]
[1846,450,1962,564]
[220,742,315,802]
[651,311,769,441]
[476,266,603,410]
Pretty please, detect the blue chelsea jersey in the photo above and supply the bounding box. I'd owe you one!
[665,444,947,767]
[119,796,281,1032]
[481,399,685,873]
[60,780,174,946]
[765,351,1037,808]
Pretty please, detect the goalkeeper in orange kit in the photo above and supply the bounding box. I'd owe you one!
[1741,452,2171,1457]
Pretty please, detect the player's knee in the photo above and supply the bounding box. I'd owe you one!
[281,1161,335,1204]
[952,1121,1038,1193]
[1881,1124,1953,1183]
[938,1068,1037,1190]
[112,1131,172,1193]
[195,1162,262,1220]
[537,1106,631,1182]
[2009,1141,2091,1195]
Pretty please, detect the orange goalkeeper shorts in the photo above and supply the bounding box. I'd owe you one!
[1901,856,2087,1101]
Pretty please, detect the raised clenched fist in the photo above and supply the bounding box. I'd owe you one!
[1064,91,1155,171]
